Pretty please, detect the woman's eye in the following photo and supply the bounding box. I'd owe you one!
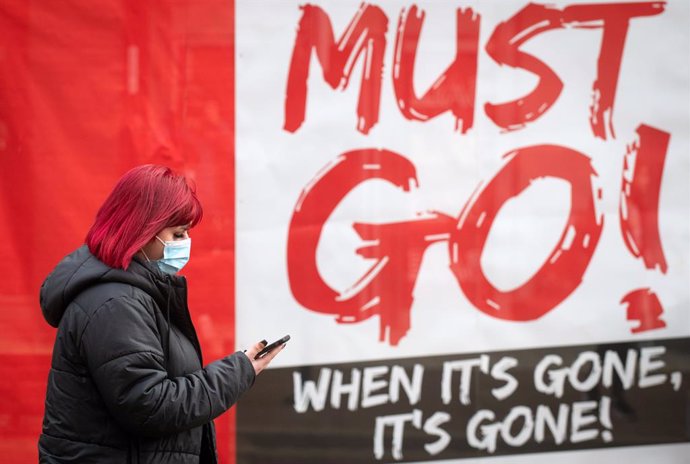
[174,233,185,239]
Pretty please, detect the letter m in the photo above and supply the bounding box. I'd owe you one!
[284,4,388,134]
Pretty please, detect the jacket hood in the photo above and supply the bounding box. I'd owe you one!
[40,245,171,327]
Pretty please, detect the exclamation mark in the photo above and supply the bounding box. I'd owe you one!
[599,396,613,443]
[619,124,671,334]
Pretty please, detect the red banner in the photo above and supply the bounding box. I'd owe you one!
[0,1,237,461]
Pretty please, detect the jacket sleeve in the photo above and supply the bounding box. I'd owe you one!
[80,294,256,437]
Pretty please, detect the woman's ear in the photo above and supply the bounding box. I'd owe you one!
[140,236,162,261]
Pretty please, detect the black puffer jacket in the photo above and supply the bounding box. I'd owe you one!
[38,245,255,463]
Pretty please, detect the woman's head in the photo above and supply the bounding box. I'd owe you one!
[85,164,203,269]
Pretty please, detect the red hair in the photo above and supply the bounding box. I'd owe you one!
[85,164,203,269]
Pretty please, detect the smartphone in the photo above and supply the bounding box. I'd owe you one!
[255,334,290,359]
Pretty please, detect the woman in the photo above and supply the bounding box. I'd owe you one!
[38,164,281,463]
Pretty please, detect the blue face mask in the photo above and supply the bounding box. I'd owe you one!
[155,236,191,274]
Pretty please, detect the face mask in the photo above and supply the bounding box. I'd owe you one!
[155,236,191,274]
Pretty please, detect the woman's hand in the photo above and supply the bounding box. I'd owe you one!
[244,339,285,375]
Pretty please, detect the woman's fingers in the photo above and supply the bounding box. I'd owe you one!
[251,341,285,375]
[244,339,267,360]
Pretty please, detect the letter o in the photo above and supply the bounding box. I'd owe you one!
[449,145,603,321]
